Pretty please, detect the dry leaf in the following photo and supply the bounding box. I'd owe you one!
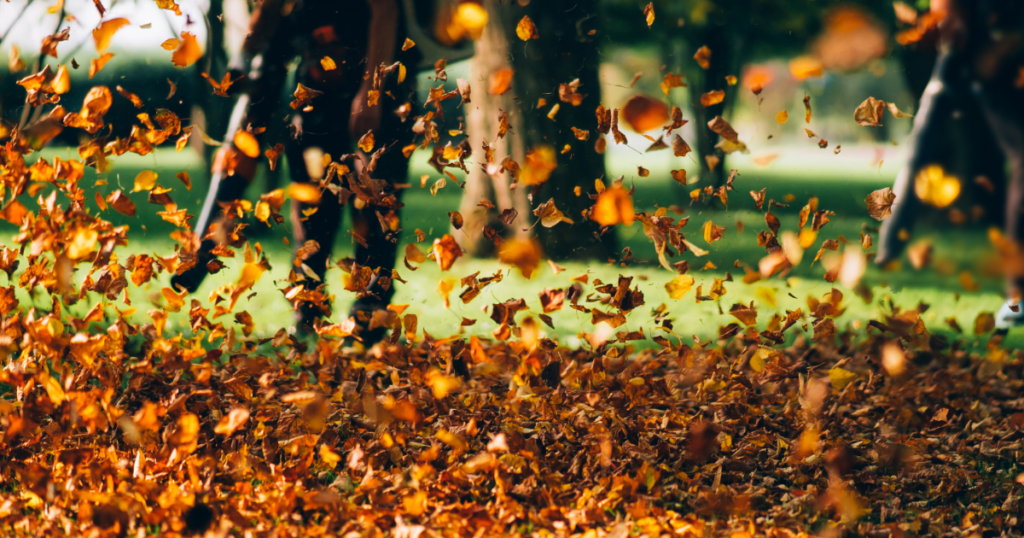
[516,16,539,41]
[854,96,886,127]
[865,187,896,220]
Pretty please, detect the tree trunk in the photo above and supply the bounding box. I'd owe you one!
[458,0,616,260]
[684,26,745,190]
[459,0,528,257]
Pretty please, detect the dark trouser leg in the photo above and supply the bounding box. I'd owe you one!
[171,172,251,293]
[877,52,966,265]
[287,141,346,328]
[349,81,415,320]
[977,89,1024,298]
[350,159,407,308]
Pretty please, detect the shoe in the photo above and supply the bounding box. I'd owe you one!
[349,298,390,346]
[170,240,216,293]
[995,299,1024,331]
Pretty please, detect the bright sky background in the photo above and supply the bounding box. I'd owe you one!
[0,0,227,62]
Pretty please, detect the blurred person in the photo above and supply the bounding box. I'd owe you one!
[171,0,420,340]
[876,0,1024,331]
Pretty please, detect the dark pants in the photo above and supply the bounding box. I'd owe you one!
[175,60,416,318]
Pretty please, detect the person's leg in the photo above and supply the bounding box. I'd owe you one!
[286,114,348,331]
[979,87,1024,329]
[172,45,292,293]
[347,80,415,339]
[876,51,968,265]
[170,150,255,293]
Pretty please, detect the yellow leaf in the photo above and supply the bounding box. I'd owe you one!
[320,444,342,468]
[914,164,960,208]
[750,347,772,373]
[133,170,157,192]
[829,367,857,390]
[233,130,260,158]
[320,56,336,71]
[358,131,375,153]
[68,228,98,260]
[516,16,539,41]
[286,183,321,204]
[665,275,694,299]
[775,110,788,124]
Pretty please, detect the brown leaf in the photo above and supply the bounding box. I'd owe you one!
[433,235,463,271]
[865,187,896,220]
[854,96,886,127]
[533,198,574,228]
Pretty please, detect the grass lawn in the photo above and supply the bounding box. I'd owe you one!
[10,145,1017,349]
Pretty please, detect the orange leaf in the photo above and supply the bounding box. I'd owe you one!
[233,130,260,158]
[488,67,513,95]
[92,17,129,52]
[621,95,669,133]
[516,16,539,41]
[171,32,202,68]
[592,185,634,227]
[88,53,114,78]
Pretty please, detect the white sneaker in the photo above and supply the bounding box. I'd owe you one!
[996,300,1024,330]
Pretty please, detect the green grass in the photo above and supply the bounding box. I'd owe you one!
[7,145,1018,350]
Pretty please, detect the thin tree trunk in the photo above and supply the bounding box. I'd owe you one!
[459,0,616,260]
[685,27,744,190]
[459,0,525,256]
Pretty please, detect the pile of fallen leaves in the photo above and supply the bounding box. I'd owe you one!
[1,311,1024,537]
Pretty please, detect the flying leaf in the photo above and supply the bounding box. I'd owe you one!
[433,235,463,271]
[887,102,914,119]
[621,95,669,133]
[700,90,725,107]
[233,130,260,158]
[533,199,574,228]
[519,146,557,185]
[92,18,130,53]
[214,408,250,436]
[693,46,711,70]
[358,131,375,153]
[499,239,542,278]
[865,187,896,220]
[592,186,634,227]
[643,3,655,27]
[854,96,885,127]
[89,53,114,78]
[171,32,202,68]
[489,67,513,95]
[665,275,695,299]
[133,170,157,192]
[516,16,539,41]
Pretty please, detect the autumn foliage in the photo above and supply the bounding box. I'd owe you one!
[0,0,1021,536]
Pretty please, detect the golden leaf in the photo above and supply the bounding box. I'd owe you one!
[593,186,635,227]
[665,275,695,299]
[92,17,129,52]
[516,16,539,41]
